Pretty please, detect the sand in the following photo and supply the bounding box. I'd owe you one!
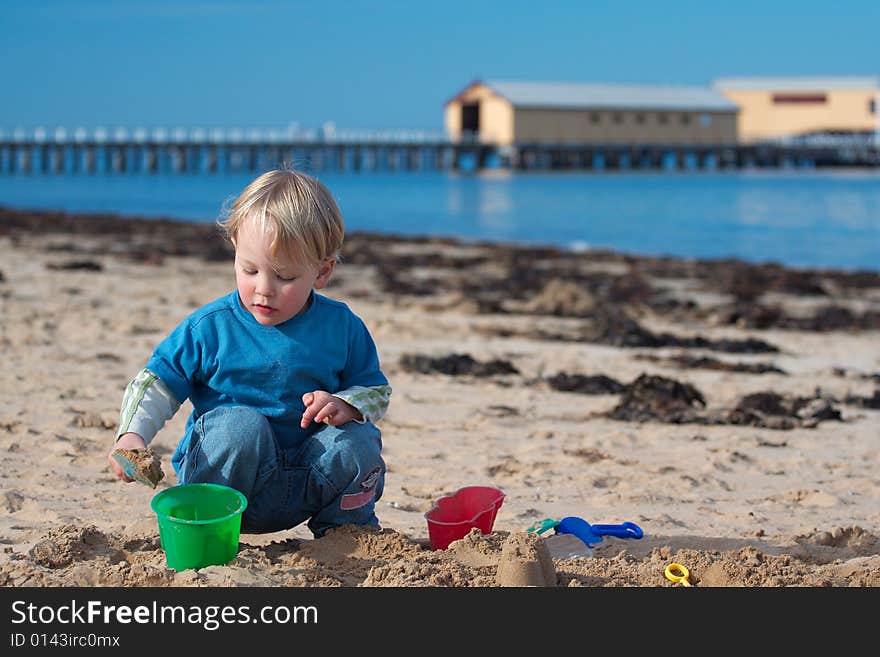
[111,447,165,488]
[0,207,878,587]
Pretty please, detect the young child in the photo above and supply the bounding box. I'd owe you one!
[108,169,391,537]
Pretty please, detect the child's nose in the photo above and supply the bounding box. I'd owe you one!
[255,272,275,295]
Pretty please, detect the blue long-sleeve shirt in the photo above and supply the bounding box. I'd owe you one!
[122,290,389,473]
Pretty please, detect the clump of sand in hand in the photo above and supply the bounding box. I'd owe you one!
[112,448,164,488]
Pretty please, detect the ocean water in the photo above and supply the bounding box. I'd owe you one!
[1,169,878,271]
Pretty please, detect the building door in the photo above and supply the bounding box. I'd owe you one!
[462,103,479,139]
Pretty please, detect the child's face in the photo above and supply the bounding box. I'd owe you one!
[233,217,334,326]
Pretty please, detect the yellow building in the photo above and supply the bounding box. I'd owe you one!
[713,77,880,143]
[444,79,739,146]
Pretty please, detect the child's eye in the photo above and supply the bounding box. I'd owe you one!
[242,268,257,275]
[277,274,296,281]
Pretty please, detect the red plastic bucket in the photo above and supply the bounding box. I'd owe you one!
[424,486,505,550]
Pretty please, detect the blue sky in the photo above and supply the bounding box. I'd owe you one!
[2,0,878,132]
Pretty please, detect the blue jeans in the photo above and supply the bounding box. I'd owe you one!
[175,406,385,537]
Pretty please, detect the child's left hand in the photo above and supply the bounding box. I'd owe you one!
[301,390,361,428]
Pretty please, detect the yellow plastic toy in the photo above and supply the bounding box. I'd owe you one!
[664,562,692,586]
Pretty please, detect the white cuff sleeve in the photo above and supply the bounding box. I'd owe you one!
[332,384,392,424]
[116,368,181,445]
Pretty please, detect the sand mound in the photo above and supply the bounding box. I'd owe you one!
[2,523,878,587]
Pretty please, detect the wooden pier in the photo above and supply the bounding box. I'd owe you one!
[0,127,878,174]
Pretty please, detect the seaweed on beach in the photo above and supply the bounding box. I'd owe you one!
[357,232,880,333]
[725,391,842,429]
[46,259,104,272]
[633,353,788,375]
[588,310,780,352]
[4,205,879,334]
[843,389,880,409]
[399,353,520,377]
[706,302,880,332]
[607,373,707,423]
[0,206,232,262]
[544,372,626,395]
[476,310,780,354]
[603,374,845,430]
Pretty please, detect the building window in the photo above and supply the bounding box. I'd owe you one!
[590,112,601,124]
[612,112,623,124]
[870,99,877,115]
[699,114,712,127]
[635,113,645,124]
[772,93,827,104]
[657,113,668,124]
[680,113,691,125]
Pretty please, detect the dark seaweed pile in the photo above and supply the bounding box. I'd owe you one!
[3,204,877,432]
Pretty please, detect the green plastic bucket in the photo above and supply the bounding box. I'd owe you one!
[150,483,248,571]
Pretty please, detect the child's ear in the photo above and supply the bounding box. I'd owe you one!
[313,258,336,289]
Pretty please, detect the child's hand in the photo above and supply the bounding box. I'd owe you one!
[301,391,362,428]
[108,432,147,482]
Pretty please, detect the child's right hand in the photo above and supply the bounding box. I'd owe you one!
[108,432,147,482]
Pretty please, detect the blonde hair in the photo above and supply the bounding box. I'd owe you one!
[218,169,344,266]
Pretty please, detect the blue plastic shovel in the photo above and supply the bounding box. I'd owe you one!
[555,517,643,547]
[111,450,159,489]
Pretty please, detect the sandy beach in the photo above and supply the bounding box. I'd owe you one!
[1,206,878,587]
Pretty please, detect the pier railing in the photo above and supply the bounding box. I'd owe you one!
[1,127,878,174]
